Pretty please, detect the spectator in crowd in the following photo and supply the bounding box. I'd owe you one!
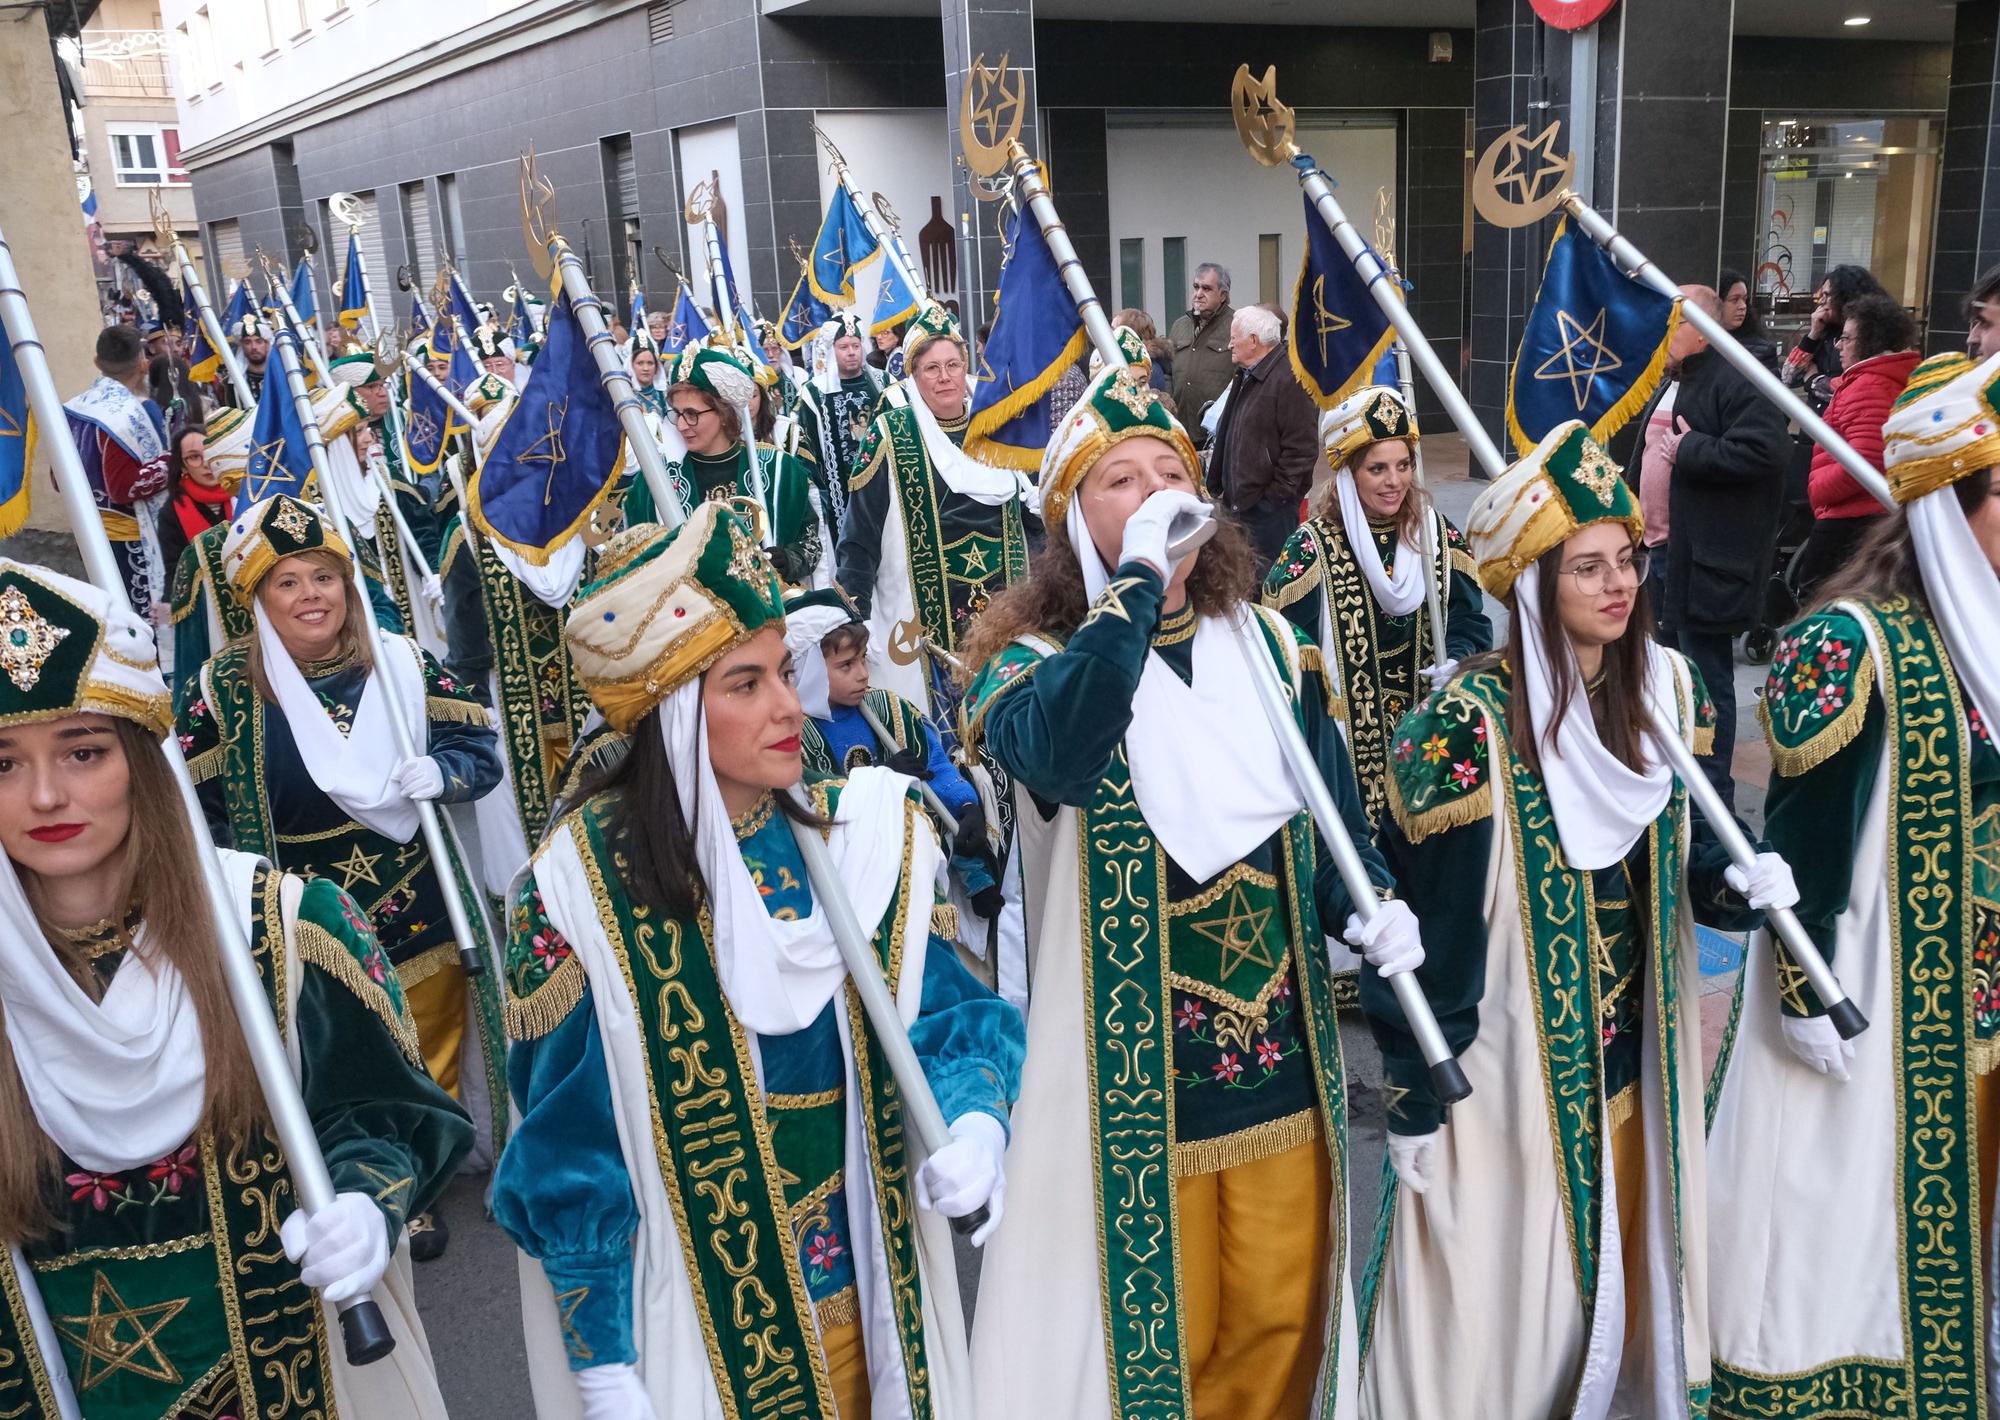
[646,308,671,350]
[1717,268,1778,370]
[1168,262,1237,439]
[1111,306,1174,395]
[1207,303,1318,563]
[1641,284,1790,809]
[1782,264,1886,407]
[156,423,230,581]
[1794,292,1920,598]
[869,322,902,371]
[1967,263,2000,360]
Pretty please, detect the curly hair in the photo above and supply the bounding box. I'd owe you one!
[958,505,1264,683]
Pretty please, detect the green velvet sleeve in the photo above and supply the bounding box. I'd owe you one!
[1444,565,1492,661]
[833,424,893,615]
[417,646,504,805]
[1260,522,1325,646]
[911,931,1026,1136]
[294,879,475,1240]
[766,448,822,585]
[172,673,229,842]
[394,479,445,570]
[973,562,1166,808]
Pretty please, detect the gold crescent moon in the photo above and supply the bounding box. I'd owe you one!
[1471,122,1576,229]
[1231,64,1298,168]
[958,52,1026,180]
[683,178,715,225]
[328,192,364,228]
[871,192,902,234]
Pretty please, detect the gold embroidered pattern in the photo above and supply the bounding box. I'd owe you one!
[556,1286,593,1362]
[52,1271,188,1392]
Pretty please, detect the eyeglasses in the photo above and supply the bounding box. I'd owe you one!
[1834,332,1857,348]
[1557,548,1649,595]
[669,405,712,426]
[916,359,966,378]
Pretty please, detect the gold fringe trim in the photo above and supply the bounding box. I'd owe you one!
[1287,250,1401,412]
[1298,642,1338,709]
[1171,1108,1319,1179]
[184,745,225,784]
[1605,1080,1637,1134]
[1262,555,1323,612]
[396,939,457,989]
[426,694,493,726]
[1384,759,1495,845]
[1759,648,1876,778]
[1691,725,1715,757]
[505,952,587,1042]
[814,1284,860,1331]
[1450,547,1478,580]
[847,435,889,493]
[1974,1033,2000,1077]
[930,903,960,940]
[295,918,424,1068]
[964,322,1094,474]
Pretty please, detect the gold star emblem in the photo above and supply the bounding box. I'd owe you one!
[886,617,924,666]
[1189,881,1278,978]
[333,844,383,889]
[53,1271,188,1392]
[518,396,569,504]
[1569,438,1622,508]
[245,431,292,500]
[959,542,993,578]
[1103,372,1154,420]
[725,523,768,588]
[1532,308,1624,411]
[0,406,21,441]
[1494,122,1574,211]
[0,585,70,691]
[403,408,440,454]
[1310,274,1353,364]
[555,1286,594,1362]
[1078,575,1147,631]
[270,497,310,542]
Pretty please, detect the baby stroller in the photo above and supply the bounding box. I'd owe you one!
[1740,431,1817,665]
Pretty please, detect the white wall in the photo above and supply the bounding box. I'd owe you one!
[811,108,954,324]
[1106,118,1397,329]
[675,117,752,316]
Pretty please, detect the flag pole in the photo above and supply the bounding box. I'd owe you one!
[152,193,253,408]
[1233,64,1868,1041]
[813,125,930,303]
[260,249,334,387]
[265,297,495,983]
[978,131,1473,1104]
[0,222,398,1367]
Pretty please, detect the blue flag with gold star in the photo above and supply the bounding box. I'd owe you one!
[779,268,831,350]
[337,232,368,330]
[807,187,880,306]
[964,204,1088,472]
[238,334,314,511]
[664,281,709,354]
[1507,216,1680,455]
[220,279,253,336]
[469,279,626,563]
[1288,193,1396,411]
[289,260,317,326]
[0,307,37,538]
[183,276,222,384]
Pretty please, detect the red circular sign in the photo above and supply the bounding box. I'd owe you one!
[1530,0,1618,29]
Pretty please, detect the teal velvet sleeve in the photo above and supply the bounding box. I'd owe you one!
[978,561,1165,807]
[418,648,504,804]
[1444,565,1493,661]
[493,990,640,1371]
[911,933,1026,1135]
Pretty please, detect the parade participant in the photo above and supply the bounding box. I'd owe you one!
[494,502,1023,1419]
[815,310,889,505]
[472,322,517,390]
[1706,350,2000,1417]
[315,360,441,652]
[963,364,1417,1419]
[753,362,836,586]
[785,584,1004,923]
[63,324,170,623]
[625,329,668,421]
[624,345,820,584]
[1263,385,1492,832]
[0,560,472,1419]
[176,494,508,1261]
[233,313,271,405]
[338,349,446,576]
[837,300,1031,716]
[1359,420,1793,1419]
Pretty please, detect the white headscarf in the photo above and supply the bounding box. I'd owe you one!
[782,603,855,723]
[1910,487,2000,738]
[901,380,1030,506]
[1515,562,1679,870]
[1333,469,1428,616]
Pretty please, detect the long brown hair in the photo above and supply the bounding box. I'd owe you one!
[1813,469,1992,612]
[244,547,375,701]
[1462,538,1660,779]
[0,720,266,1240]
[1309,438,1426,545]
[959,505,1263,681]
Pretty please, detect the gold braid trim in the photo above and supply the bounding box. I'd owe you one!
[184,744,226,783]
[426,694,493,726]
[1263,557,1323,612]
[1759,648,1877,778]
[294,919,424,1068]
[1384,760,1495,844]
[815,1285,860,1331]
[1170,1107,1318,1178]
[1450,547,1478,580]
[505,952,587,1042]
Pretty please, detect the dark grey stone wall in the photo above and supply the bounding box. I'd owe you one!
[1929,0,2000,352]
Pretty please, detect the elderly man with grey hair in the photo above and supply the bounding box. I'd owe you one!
[1207,301,1318,563]
[1168,261,1237,441]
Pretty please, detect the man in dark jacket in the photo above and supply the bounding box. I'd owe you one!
[1640,285,1790,809]
[1168,262,1237,441]
[1208,304,1318,564]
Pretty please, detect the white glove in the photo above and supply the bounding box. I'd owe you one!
[278,1192,391,1303]
[421,573,445,615]
[1422,657,1460,690]
[1387,1132,1437,1195]
[1724,852,1800,911]
[395,755,445,802]
[1781,1014,1854,1082]
[913,1111,1007,1247]
[1117,489,1213,580]
[574,1362,658,1420]
[1344,898,1426,978]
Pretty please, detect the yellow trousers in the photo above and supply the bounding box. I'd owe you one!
[821,1315,871,1418]
[1609,1096,1649,1360]
[404,960,467,1099]
[1176,1135,1334,1419]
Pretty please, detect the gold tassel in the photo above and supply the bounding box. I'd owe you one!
[426,694,495,726]
[295,920,424,1067]
[1385,764,1495,844]
[1171,1108,1319,1178]
[1759,650,1876,778]
[504,954,587,1042]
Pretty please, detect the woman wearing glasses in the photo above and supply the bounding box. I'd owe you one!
[622,346,821,586]
[1358,421,1792,1419]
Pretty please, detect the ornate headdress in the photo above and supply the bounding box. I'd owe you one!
[1880,350,2000,504]
[823,311,868,344]
[1087,325,1153,382]
[221,495,353,602]
[1039,364,1203,527]
[1464,420,1641,602]
[901,300,965,370]
[202,406,255,492]
[0,563,171,736]
[1319,384,1419,471]
[232,313,271,342]
[468,322,508,363]
[670,345,758,410]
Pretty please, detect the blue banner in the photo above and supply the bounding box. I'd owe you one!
[469,278,626,563]
[509,284,536,349]
[779,268,831,350]
[239,336,315,509]
[337,232,368,330]
[220,279,253,335]
[406,289,429,337]
[664,281,710,355]
[183,276,222,384]
[629,282,647,335]
[964,205,1087,472]
[0,307,36,538]
[806,187,880,306]
[1507,216,1680,455]
[1287,193,1396,412]
[289,260,317,326]
[871,254,920,335]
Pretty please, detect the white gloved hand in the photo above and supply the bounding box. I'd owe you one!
[913,1111,1007,1247]
[421,573,445,615]
[394,755,445,802]
[1117,489,1213,580]
[1422,658,1460,690]
[1387,1132,1438,1195]
[1344,898,1426,978]
[574,1362,658,1420]
[1781,1014,1854,1082]
[1724,852,1801,911]
[278,1192,390,1304]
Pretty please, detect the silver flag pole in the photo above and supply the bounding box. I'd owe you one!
[158,219,254,409]
[0,222,399,1367]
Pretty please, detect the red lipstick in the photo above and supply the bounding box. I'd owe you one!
[26,824,85,843]
[769,735,801,753]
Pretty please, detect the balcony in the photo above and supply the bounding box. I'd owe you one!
[79,29,174,100]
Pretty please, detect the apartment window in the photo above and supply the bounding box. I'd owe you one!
[192,7,219,89]
[400,180,434,293]
[107,124,189,187]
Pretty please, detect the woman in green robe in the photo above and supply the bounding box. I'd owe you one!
[0,559,470,1420]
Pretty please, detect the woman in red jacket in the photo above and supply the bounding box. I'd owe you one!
[1794,291,1920,598]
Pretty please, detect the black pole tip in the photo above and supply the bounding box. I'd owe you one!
[950,1205,990,1240]
[339,1300,397,1365]
[1826,998,1869,1041]
[457,946,487,978]
[1429,1057,1473,1106]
